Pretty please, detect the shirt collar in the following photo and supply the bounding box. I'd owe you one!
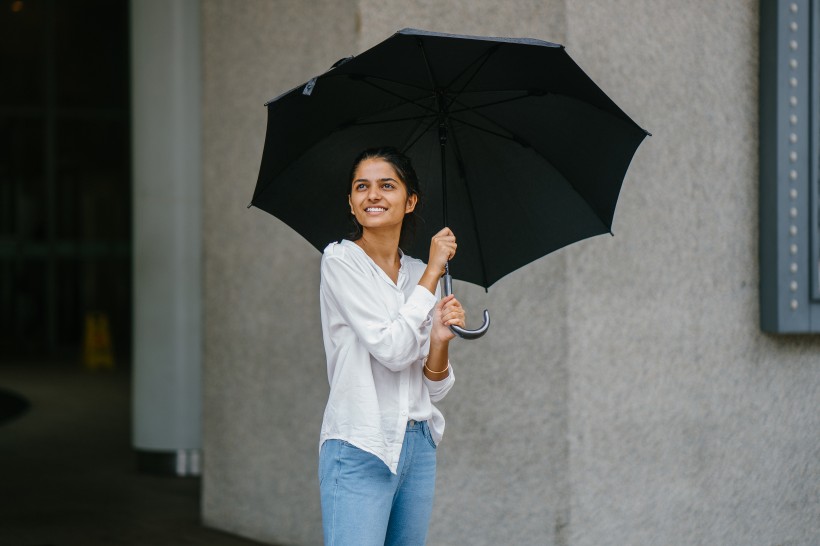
[341,239,407,288]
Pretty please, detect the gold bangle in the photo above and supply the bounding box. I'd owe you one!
[423,358,450,375]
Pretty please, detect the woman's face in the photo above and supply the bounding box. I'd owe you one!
[349,158,417,234]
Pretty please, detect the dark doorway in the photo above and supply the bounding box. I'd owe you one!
[0,0,131,361]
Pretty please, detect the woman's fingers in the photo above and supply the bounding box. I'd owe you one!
[445,313,465,327]
[440,297,465,326]
[444,314,464,326]
[432,294,466,338]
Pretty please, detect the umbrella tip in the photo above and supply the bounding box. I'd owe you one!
[332,56,353,69]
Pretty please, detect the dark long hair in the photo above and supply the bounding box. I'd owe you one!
[347,147,422,250]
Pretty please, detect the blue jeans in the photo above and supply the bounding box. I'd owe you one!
[319,420,437,546]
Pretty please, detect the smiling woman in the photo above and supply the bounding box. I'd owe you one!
[346,147,422,252]
[316,147,467,545]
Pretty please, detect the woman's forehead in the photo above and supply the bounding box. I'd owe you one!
[353,158,402,182]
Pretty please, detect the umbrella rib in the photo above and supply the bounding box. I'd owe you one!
[442,44,502,112]
[447,115,521,145]
[447,92,533,115]
[351,113,436,126]
[322,70,433,94]
[416,37,440,91]
[415,37,501,110]
[356,76,439,115]
[448,94,524,136]
[402,115,441,154]
[446,90,559,149]
[347,92,532,131]
[332,78,437,132]
[449,90,637,151]
[315,73,438,128]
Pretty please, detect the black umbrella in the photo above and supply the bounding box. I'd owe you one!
[251,28,648,339]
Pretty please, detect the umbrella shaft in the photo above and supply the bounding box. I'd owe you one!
[439,121,452,292]
[439,121,448,228]
[443,272,453,297]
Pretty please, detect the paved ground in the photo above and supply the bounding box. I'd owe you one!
[0,361,270,546]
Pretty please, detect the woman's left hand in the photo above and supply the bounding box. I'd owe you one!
[431,294,466,343]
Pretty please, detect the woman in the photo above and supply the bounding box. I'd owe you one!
[318,147,466,545]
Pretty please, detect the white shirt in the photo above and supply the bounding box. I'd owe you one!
[319,239,455,474]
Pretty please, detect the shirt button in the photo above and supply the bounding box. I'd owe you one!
[401,410,407,416]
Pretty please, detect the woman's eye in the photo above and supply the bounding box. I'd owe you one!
[382,183,394,190]
[355,183,367,190]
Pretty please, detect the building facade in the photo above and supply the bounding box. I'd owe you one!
[162,1,819,544]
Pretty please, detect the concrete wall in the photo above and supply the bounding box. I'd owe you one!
[563,1,820,544]
[201,2,356,543]
[201,1,820,545]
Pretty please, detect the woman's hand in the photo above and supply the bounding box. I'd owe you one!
[425,293,465,380]
[431,294,466,344]
[418,227,457,295]
[427,227,457,276]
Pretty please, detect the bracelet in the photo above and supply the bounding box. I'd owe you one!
[423,357,450,375]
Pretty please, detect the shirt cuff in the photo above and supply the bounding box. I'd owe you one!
[424,363,455,401]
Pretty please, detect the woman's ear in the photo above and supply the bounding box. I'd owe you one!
[348,194,354,215]
[405,193,418,213]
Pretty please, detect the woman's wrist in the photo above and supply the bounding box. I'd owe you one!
[423,357,449,376]
[430,328,452,345]
[427,328,450,348]
[424,338,450,379]
[418,267,441,295]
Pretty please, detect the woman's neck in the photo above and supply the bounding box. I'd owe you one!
[355,230,401,278]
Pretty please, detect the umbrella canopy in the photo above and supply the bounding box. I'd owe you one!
[252,28,648,290]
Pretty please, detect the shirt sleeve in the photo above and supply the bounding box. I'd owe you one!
[424,363,455,402]
[321,252,437,372]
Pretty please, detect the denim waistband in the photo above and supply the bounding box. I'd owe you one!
[406,419,426,430]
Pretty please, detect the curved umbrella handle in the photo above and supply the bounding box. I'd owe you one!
[442,273,490,340]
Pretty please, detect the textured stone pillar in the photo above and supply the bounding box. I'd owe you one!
[201,1,569,544]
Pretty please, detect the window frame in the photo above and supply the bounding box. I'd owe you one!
[759,0,820,333]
